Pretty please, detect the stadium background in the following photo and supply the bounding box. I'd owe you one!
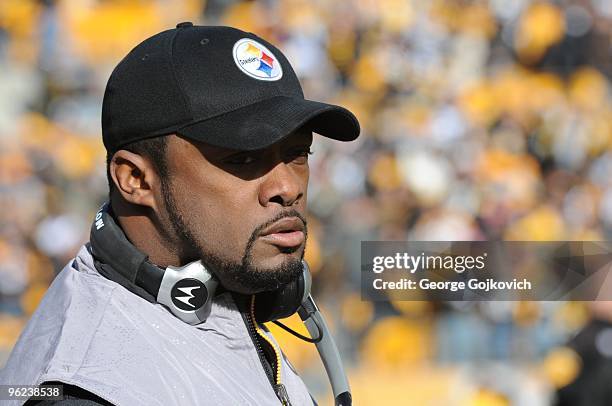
[0,0,611,404]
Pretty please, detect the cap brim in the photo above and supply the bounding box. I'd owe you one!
[176,95,360,151]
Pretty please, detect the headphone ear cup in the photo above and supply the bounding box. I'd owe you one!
[254,269,305,323]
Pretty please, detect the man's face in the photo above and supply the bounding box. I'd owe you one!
[157,129,312,294]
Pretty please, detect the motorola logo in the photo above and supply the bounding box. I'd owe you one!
[171,278,208,311]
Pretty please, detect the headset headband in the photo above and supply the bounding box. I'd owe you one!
[90,203,217,324]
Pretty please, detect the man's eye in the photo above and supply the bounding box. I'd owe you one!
[299,148,313,157]
[225,154,257,165]
[292,148,313,161]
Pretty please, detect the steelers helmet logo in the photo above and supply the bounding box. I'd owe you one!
[232,38,283,81]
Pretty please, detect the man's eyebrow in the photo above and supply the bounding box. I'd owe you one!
[194,142,242,157]
[224,149,266,157]
[285,132,313,144]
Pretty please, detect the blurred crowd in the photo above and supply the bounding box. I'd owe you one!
[1,0,611,404]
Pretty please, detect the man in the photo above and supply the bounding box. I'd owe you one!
[1,23,359,405]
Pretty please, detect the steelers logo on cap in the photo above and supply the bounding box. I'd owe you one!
[232,38,283,81]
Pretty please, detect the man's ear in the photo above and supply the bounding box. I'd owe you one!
[109,150,159,210]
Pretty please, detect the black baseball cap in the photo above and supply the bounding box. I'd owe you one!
[102,23,360,153]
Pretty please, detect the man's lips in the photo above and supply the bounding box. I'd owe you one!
[259,217,305,248]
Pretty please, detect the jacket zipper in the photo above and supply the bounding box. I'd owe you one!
[243,295,292,405]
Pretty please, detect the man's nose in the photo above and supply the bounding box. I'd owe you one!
[259,161,304,207]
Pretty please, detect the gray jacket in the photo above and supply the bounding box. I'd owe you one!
[0,245,314,405]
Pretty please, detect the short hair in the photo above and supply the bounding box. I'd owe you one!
[106,136,169,198]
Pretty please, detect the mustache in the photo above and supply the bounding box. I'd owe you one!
[241,209,308,259]
[252,209,307,238]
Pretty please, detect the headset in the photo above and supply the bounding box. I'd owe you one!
[89,203,352,406]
